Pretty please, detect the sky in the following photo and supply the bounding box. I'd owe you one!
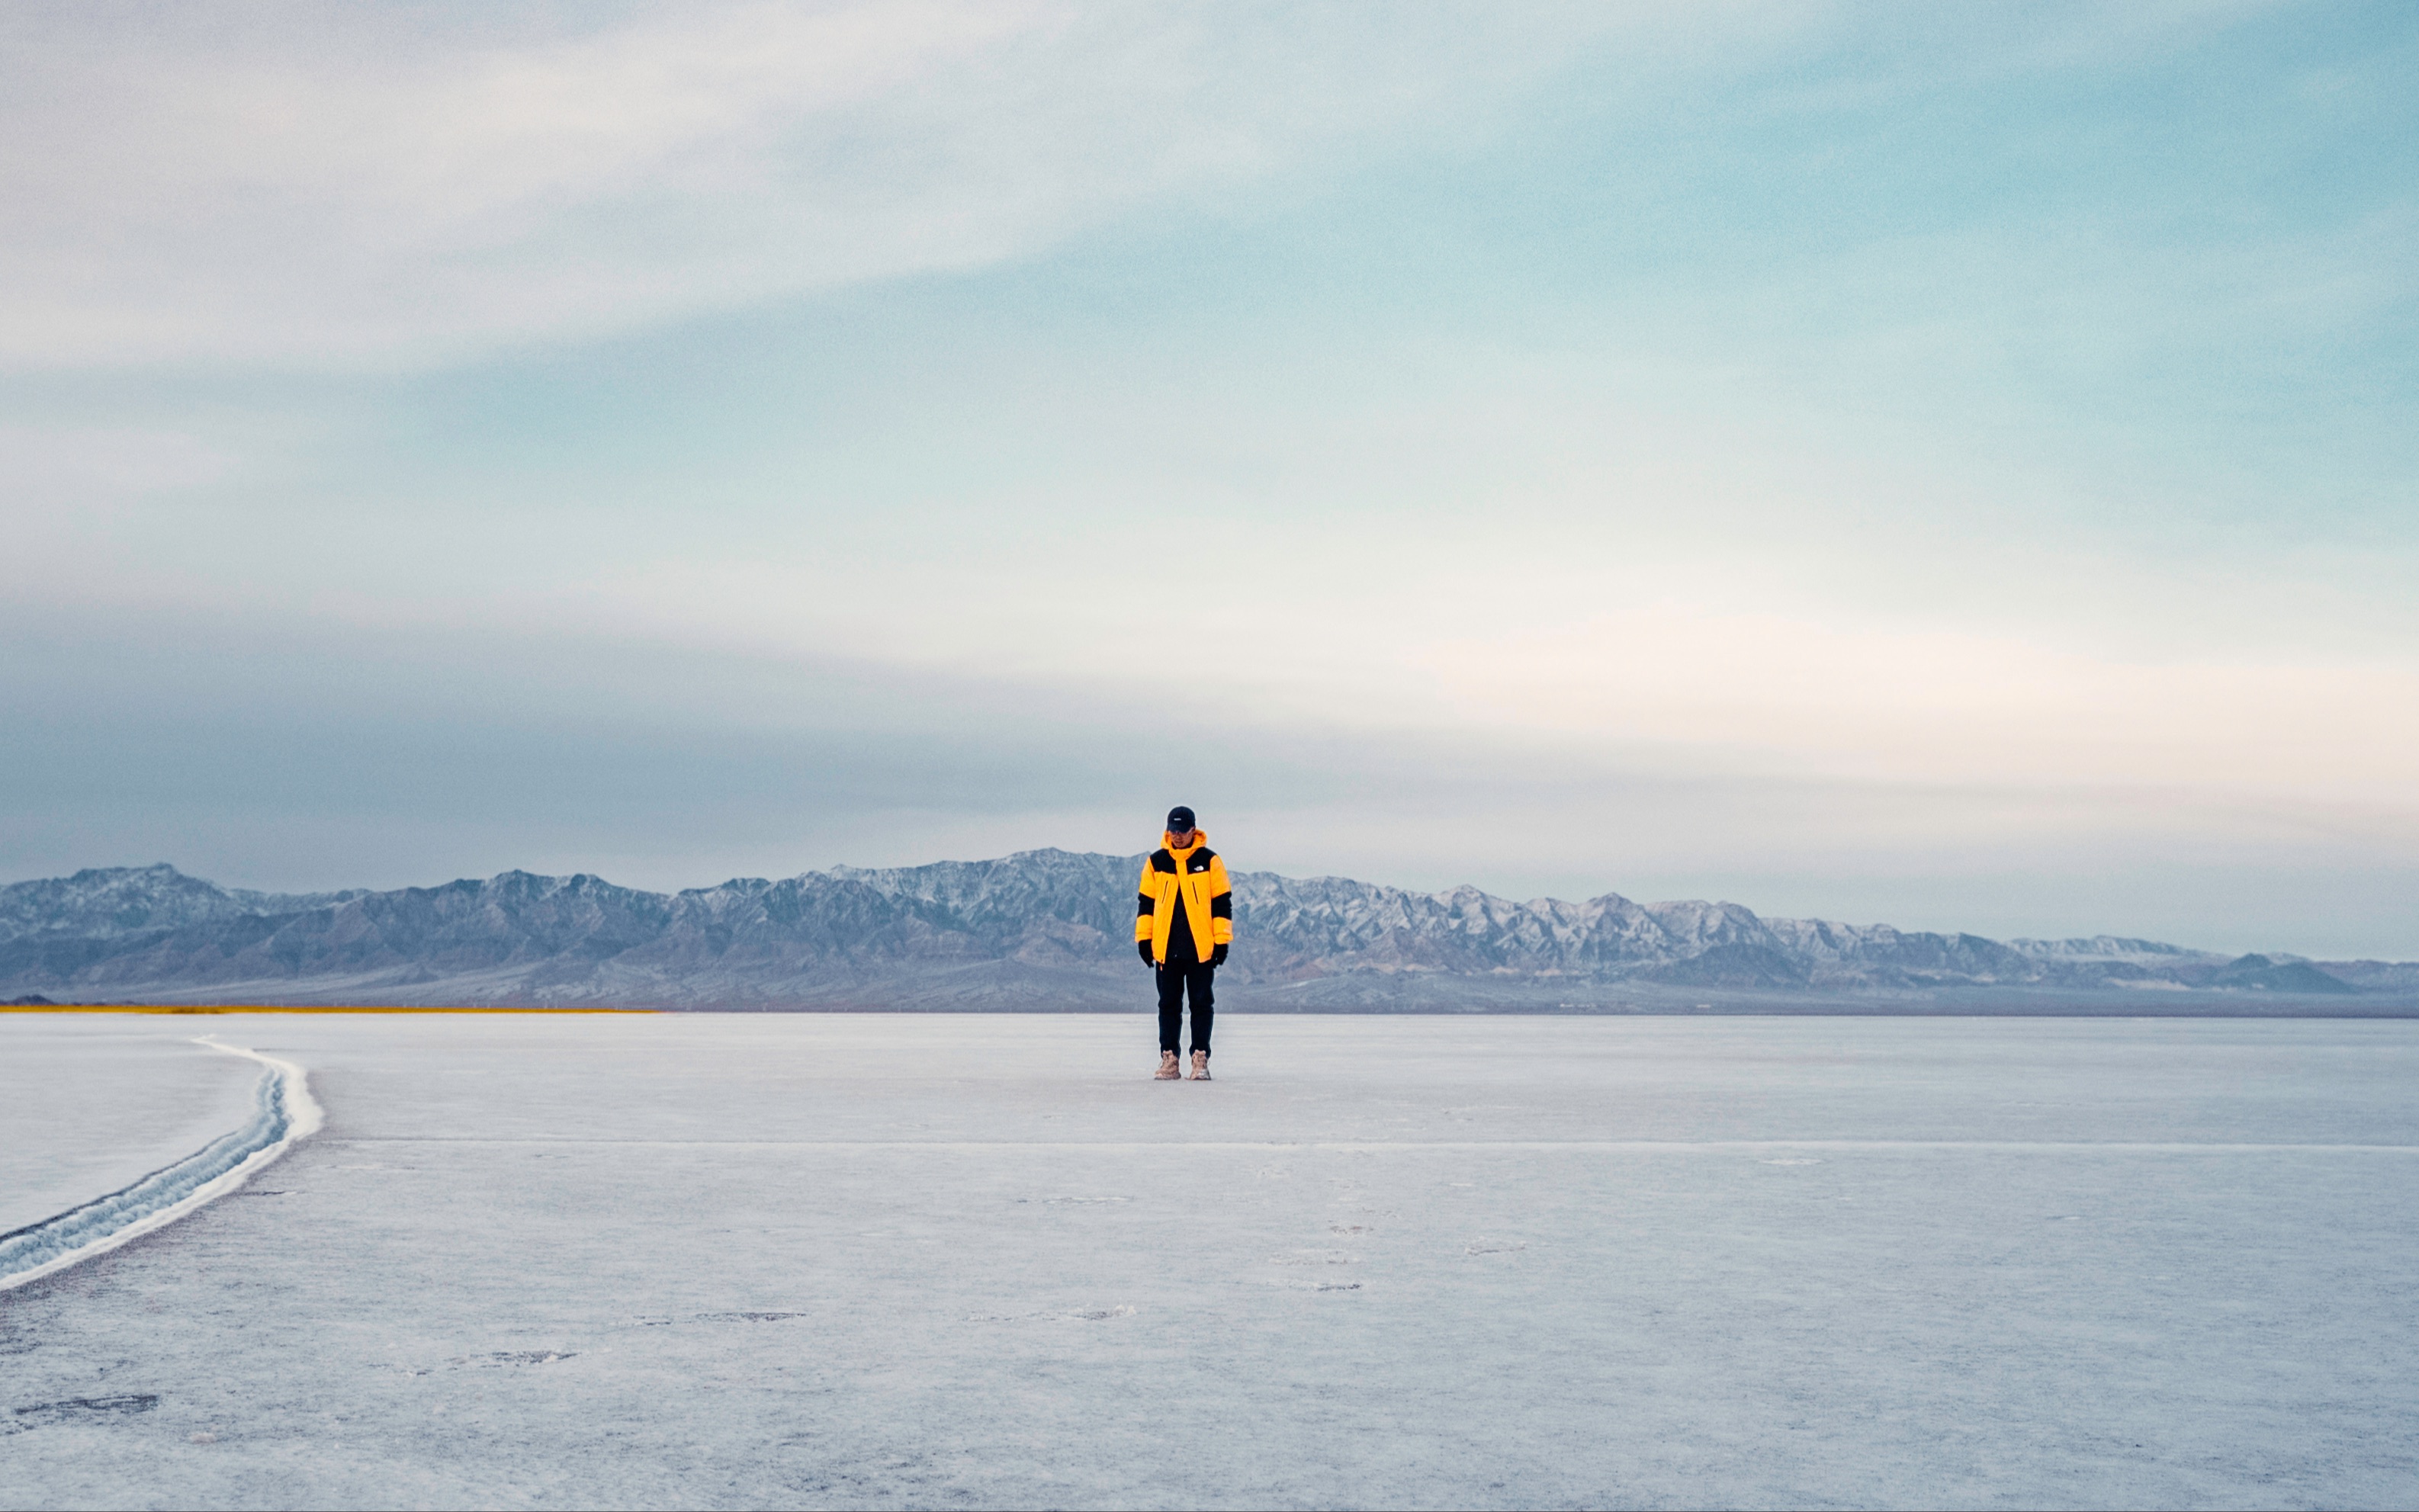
[3,1,2415,955]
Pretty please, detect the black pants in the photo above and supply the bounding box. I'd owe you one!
[1157,962,1214,1058]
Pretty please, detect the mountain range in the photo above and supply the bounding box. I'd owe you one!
[3,855,2412,1013]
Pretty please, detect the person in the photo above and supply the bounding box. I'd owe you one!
[1136,804,1232,1080]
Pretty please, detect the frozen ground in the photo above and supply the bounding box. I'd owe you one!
[2,1013,2414,1510]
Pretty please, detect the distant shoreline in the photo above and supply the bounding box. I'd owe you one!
[0,1003,650,1015]
[6,1002,2411,1019]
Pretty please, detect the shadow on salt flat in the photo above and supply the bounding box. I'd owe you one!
[9,1395,160,1432]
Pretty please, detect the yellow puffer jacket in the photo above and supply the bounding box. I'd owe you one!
[1135,830,1234,965]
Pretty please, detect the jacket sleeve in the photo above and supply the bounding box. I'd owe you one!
[1135,862,1156,942]
[1206,856,1234,945]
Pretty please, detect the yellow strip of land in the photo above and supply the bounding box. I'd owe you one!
[0,1005,654,1015]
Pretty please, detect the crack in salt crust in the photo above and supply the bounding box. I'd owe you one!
[0,1039,321,1291]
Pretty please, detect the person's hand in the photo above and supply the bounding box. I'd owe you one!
[1210,943,1229,968]
[1138,941,1155,968]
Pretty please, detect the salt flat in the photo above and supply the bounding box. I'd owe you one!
[2,1013,2414,1510]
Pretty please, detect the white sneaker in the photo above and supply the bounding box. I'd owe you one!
[1155,1051,1181,1080]
[1189,1051,1212,1081]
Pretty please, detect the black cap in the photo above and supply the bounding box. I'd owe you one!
[1166,805,1197,831]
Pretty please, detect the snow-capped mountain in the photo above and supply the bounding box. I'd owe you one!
[0,855,2400,1010]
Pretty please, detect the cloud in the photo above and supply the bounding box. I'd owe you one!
[0,423,238,502]
[1418,601,2419,805]
[0,0,1688,370]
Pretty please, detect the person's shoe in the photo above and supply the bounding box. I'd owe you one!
[1189,1051,1212,1081]
[1155,1051,1182,1080]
